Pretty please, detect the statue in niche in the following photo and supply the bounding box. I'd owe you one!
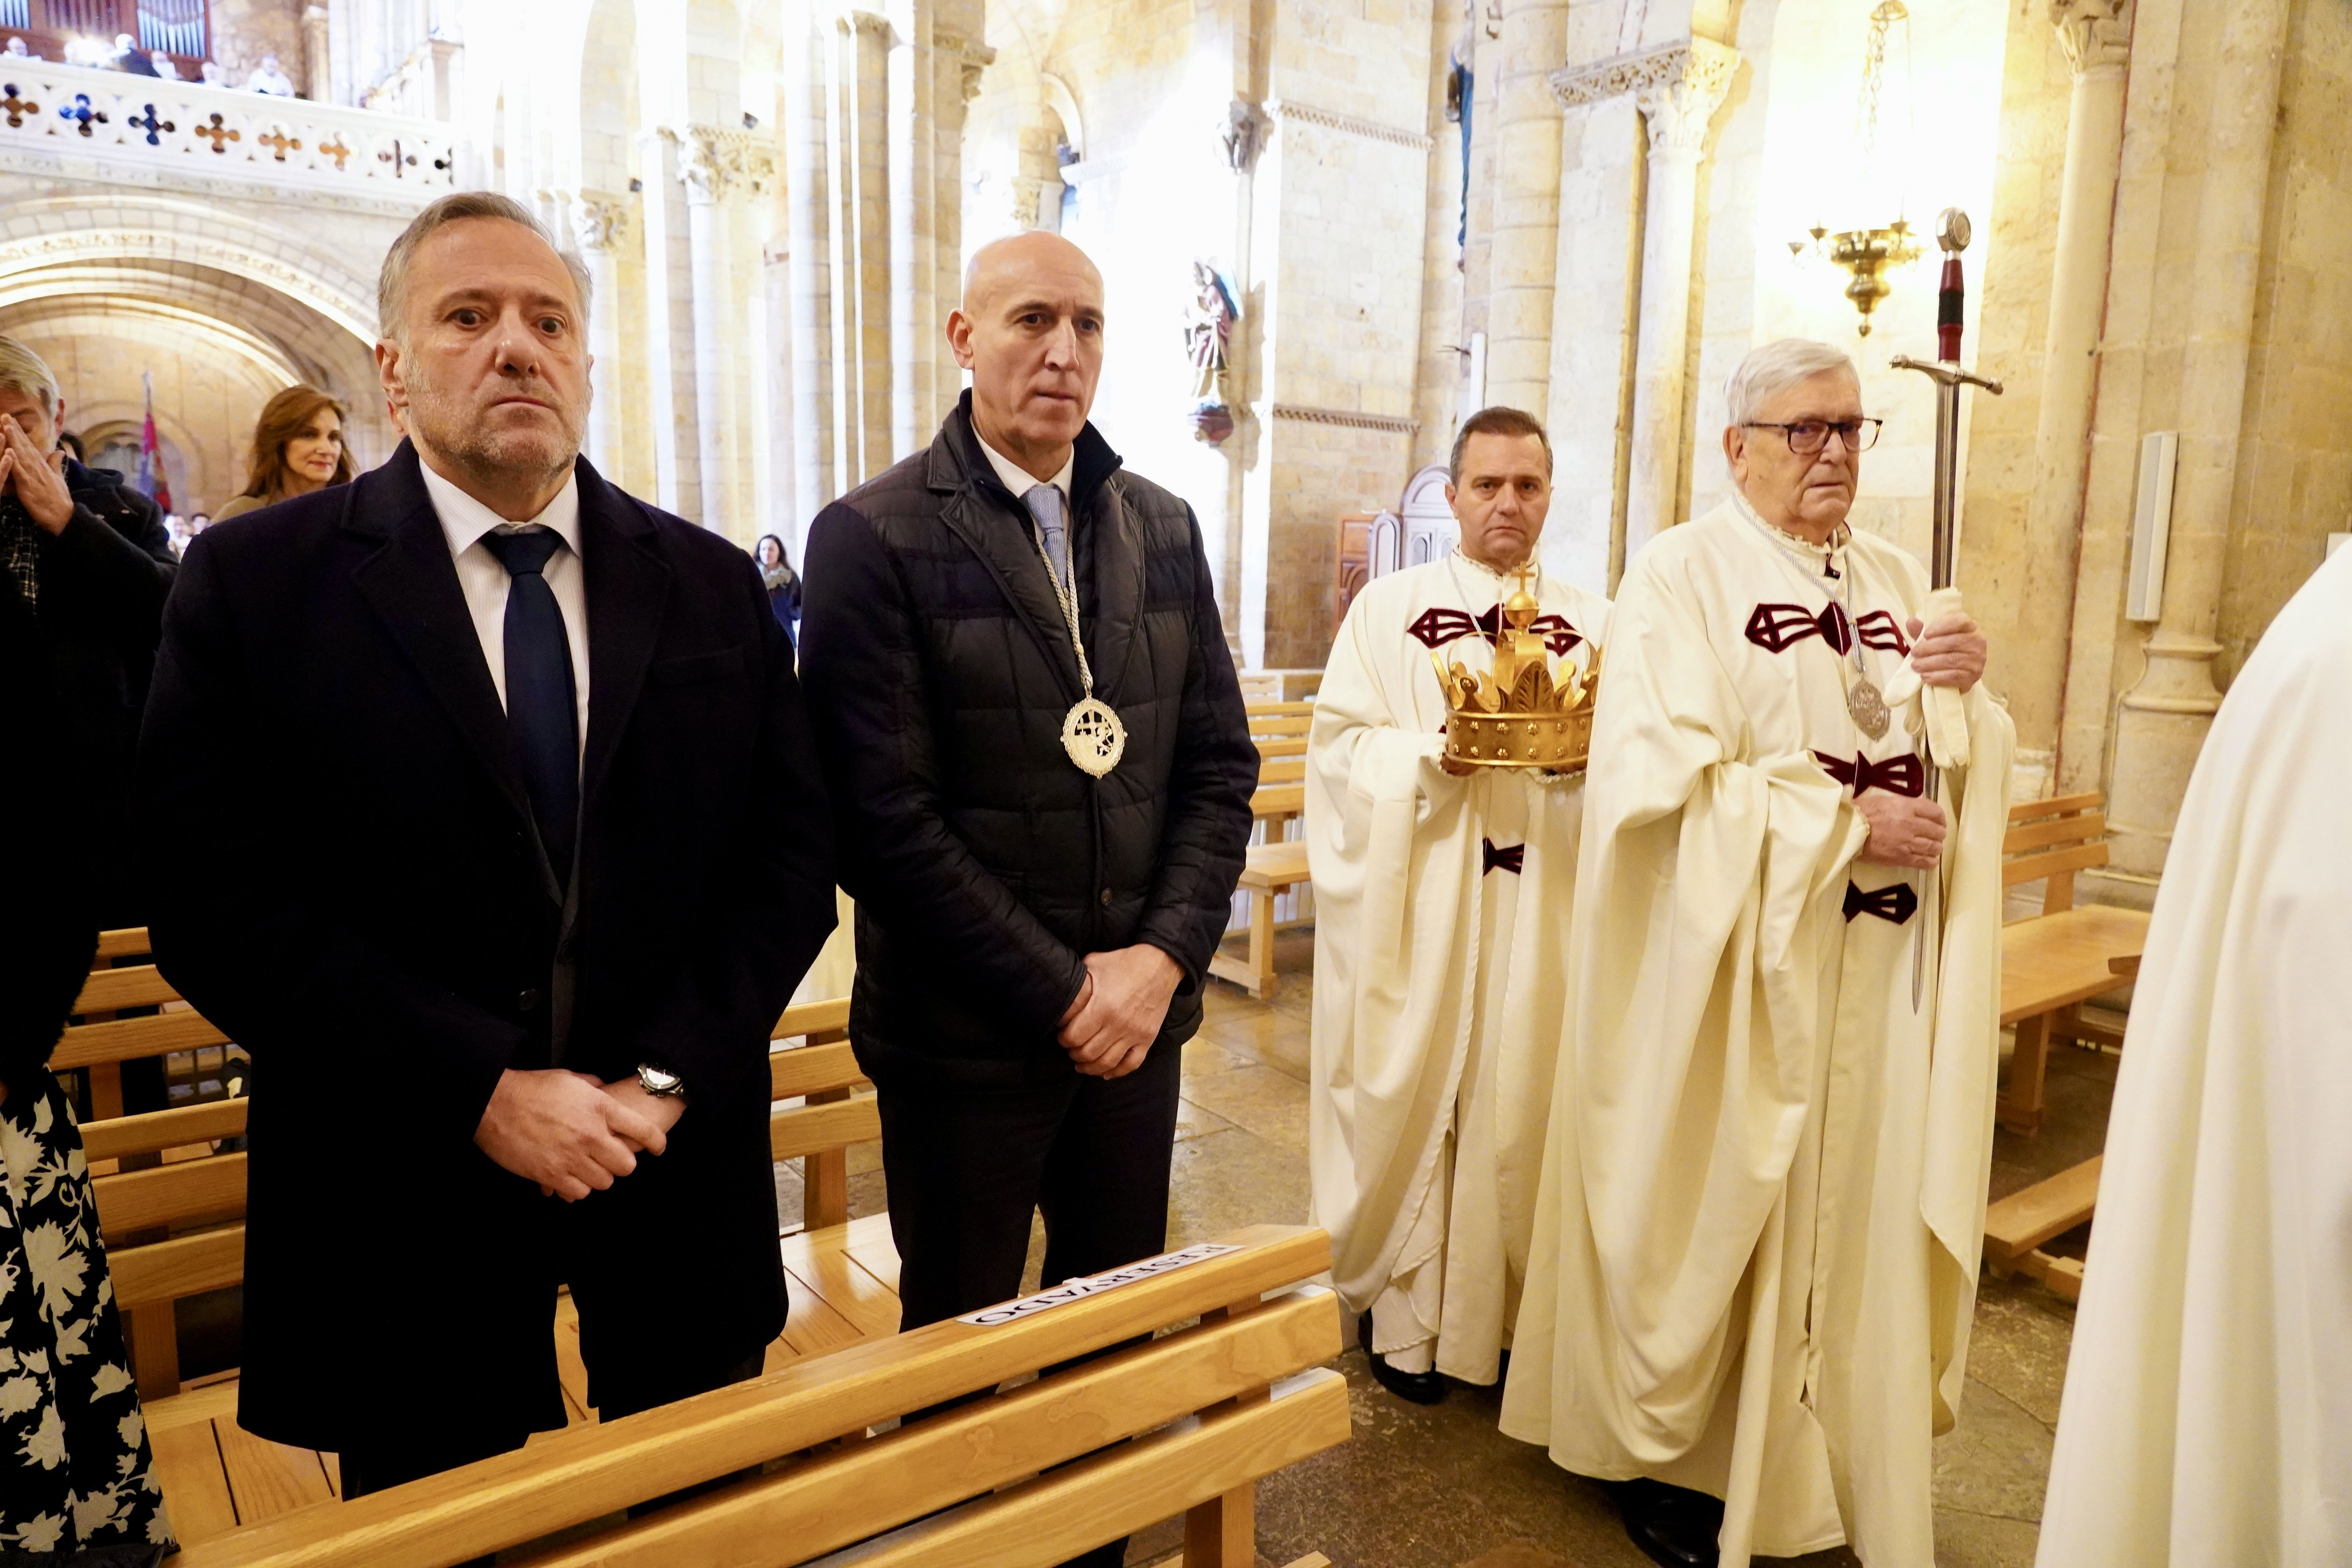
[1184,260,1240,446]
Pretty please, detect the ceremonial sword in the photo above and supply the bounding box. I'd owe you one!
[1890,208,2002,1011]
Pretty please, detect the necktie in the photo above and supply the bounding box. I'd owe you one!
[1024,483,1070,592]
[481,527,579,889]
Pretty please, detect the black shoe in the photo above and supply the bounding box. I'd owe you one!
[1606,1477,1723,1568]
[1356,1311,1447,1405]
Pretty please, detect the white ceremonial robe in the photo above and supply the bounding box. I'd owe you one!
[1499,499,2014,1566]
[1308,554,1612,1383]
[2036,546,2352,1568]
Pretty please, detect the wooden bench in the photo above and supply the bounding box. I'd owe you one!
[162,1225,1347,1568]
[1248,701,1312,790]
[1996,792,2149,1135]
[1981,797,2147,1301]
[1983,1156,2101,1303]
[1210,840,1313,1001]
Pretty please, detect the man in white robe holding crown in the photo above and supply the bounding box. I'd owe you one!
[1308,407,1610,1406]
[1500,340,2014,1568]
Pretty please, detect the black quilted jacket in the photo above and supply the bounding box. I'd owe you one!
[800,395,1257,1083]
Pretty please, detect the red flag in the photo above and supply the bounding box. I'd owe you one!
[138,370,173,513]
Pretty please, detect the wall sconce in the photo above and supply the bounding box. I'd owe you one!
[1791,220,1922,336]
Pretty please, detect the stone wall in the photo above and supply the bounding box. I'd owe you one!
[1952,2,2074,792]
[2214,0,2352,686]
[210,0,311,91]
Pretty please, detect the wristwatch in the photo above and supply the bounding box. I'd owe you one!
[635,1062,687,1100]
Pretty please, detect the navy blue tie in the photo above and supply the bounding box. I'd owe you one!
[481,528,579,889]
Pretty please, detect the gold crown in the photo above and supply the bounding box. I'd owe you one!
[1434,570,1602,773]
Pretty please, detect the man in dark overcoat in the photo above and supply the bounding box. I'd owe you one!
[139,192,835,1495]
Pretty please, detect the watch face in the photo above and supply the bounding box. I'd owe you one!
[639,1065,684,1097]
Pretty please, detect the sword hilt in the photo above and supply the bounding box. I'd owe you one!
[1888,355,2005,395]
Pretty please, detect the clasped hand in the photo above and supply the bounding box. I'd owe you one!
[1057,944,1182,1080]
[1855,791,1946,870]
[1906,612,1986,691]
[474,1069,686,1201]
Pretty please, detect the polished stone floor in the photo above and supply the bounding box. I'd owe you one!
[782,929,2111,1568]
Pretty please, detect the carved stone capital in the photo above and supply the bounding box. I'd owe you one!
[1009,174,1048,230]
[677,125,775,205]
[568,191,632,252]
[933,27,997,103]
[2049,0,2131,78]
[1633,43,1739,158]
[848,9,895,43]
[1551,38,1742,154]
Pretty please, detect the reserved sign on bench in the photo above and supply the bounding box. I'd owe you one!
[958,1242,1243,1326]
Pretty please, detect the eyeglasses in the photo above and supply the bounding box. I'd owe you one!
[1743,418,1884,455]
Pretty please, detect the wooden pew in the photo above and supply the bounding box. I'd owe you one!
[1210,841,1312,1002]
[1215,702,1319,1000]
[769,996,867,1231]
[1981,798,2147,1301]
[1996,793,2149,1135]
[164,1225,1347,1568]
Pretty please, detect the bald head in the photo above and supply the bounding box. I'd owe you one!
[949,231,1106,484]
[963,230,1103,315]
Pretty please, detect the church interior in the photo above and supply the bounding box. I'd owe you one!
[11,0,2342,1563]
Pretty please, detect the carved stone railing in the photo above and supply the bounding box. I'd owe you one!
[0,58,457,206]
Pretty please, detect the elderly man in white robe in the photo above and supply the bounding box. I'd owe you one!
[2036,543,2352,1568]
[1499,339,2014,1568]
[1308,406,1610,1406]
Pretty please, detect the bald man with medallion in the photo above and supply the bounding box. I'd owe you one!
[799,238,1259,1524]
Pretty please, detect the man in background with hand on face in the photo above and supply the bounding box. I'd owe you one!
[800,234,1256,1568]
[140,192,835,1497]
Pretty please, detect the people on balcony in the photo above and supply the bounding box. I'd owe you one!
[242,55,296,96]
[111,33,159,77]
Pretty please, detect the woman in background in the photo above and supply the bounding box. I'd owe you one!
[212,386,353,522]
[755,534,802,650]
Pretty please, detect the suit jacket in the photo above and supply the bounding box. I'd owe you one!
[139,443,835,1450]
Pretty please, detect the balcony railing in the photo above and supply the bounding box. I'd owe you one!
[0,56,457,202]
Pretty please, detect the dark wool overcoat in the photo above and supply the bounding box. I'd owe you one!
[137,443,836,1451]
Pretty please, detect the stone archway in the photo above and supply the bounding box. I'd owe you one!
[0,192,399,509]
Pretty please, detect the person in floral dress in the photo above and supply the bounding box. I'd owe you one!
[2,569,171,1564]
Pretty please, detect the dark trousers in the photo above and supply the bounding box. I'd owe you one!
[340,1343,764,1500]
[875,1033,1184,1568]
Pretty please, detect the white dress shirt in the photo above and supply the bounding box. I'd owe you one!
[974,430,1074,519]
[421,457,591,759]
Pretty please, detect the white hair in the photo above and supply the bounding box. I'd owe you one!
[0,334,59,415]
[1724,338,1860,428]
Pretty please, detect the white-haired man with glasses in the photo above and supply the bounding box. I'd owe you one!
[1501,338,2014,1568]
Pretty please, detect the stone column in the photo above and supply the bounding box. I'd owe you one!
[1483,0,1568,413]
[1538,80,1642,592]
[887,7,934,463]
[2104,0,2291,874]
[681,127,739,535]
[2010,0,2132,799]
[301,6,332,102]
[1623,41,1738,559]
[932,25,993,429]
[635,126,697,519]
[781,9,833,527]
[568,192,632,481]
